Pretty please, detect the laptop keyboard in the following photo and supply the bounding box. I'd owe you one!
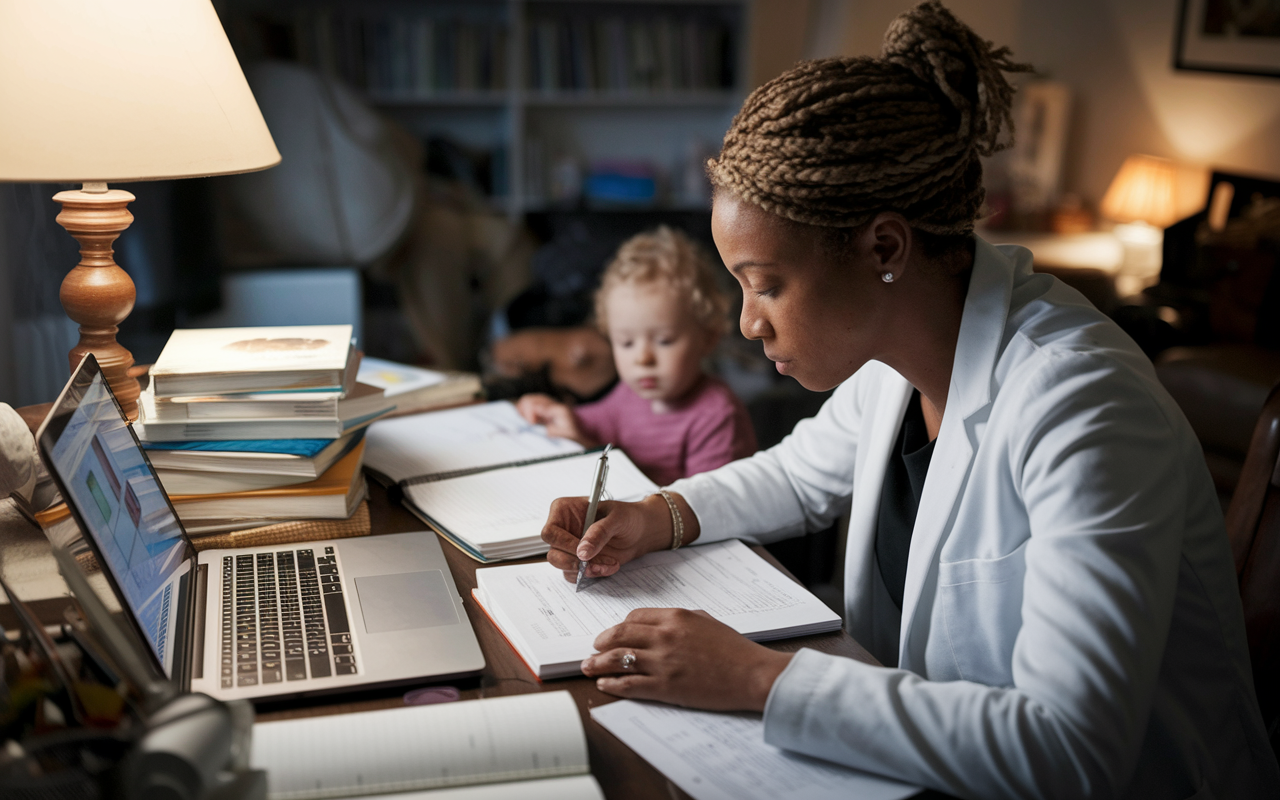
[219,546,358,689]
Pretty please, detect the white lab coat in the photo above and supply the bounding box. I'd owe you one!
[668,238,1280,799]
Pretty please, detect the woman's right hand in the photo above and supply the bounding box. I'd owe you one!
[540,494,677,582]
[516,393,595,446]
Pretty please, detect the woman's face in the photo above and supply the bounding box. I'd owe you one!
[711,194,893,392]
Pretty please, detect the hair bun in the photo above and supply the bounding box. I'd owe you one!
[882,1,1031,157]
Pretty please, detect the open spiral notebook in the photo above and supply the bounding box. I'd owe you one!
[363,402,656,561]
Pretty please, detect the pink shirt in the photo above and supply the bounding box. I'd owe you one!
[574,376,757,486]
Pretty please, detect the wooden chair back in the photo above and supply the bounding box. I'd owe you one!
[1225,381,1280,752]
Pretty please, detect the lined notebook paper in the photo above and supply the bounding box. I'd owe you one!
[364,401,581,484]
[252,692,593,800]
[403,449,657,561]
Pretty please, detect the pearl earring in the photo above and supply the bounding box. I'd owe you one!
[882,273,894,283]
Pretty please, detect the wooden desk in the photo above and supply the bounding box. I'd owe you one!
[250,481,880,799]
[1,409,956,800]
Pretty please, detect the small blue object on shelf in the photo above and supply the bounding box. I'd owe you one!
[584,162,657,207]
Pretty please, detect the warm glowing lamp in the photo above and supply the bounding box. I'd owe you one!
[1101,154,1177,297]
[0,0,280,420]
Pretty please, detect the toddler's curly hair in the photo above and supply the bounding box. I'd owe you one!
[594,226,730,337]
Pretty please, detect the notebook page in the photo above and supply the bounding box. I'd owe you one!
[475,540,842,672]
[364,401,582,483]
[252,691,589,800]
[342,775,603,800]
[403,450,656,549]
[591,701,920,800]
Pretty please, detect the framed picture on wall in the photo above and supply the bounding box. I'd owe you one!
[1175,0,1280,78]
[1008,81,1072,214]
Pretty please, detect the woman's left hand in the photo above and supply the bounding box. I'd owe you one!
[581,608,793,712]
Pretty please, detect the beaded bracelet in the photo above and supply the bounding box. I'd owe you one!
[656,489,683,550]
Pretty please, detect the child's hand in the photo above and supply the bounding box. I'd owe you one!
[516,394,596,446]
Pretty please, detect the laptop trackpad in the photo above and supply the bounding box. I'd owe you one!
[355,570,459,634]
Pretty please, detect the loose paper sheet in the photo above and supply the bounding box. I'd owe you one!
[357,356,448,396]
[591,700,920,800]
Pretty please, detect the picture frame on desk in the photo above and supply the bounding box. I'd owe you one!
[1175,0,1280,78]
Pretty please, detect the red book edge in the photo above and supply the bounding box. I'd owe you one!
[470,587,545,684]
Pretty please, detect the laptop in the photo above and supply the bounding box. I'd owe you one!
[36,354,485,702]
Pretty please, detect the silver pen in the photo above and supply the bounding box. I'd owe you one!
[575,444,612,592]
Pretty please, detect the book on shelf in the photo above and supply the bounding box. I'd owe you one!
[473,540,843,680]
[364,401,653,561]
[135,383,394,442]
[251,691,604,800]
[149,324,358,397]
[143,431,364,479]
[527,12,735,94]
[291,10,508,98]
[356,356,484,417]
[164,440,367,522]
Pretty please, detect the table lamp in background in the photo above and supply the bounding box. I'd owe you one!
[0,0,280,420]
[1101,154,1177,298]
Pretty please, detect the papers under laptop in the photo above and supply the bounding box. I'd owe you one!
[36,355,484,702]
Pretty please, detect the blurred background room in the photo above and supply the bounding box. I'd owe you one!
[3,0,1280,603]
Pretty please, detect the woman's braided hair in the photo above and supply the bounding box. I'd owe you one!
[708,1,1032,239]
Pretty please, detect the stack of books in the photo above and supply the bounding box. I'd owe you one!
[135,325,391,542]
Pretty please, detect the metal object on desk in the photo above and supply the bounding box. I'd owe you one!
[575,444,612,592]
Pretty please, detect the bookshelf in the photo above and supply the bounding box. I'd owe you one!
[219,0,750,217]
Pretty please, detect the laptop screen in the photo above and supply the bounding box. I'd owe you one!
[46,367,189,675]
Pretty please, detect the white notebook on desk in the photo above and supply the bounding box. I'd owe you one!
[364,402,656,562]
[473,540,843,679]
[364,401,583,484]
[403,450,657,562]
[252,691,604,800]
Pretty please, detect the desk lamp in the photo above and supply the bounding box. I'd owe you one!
[1101,154,1177,298]
[0,0,280,420]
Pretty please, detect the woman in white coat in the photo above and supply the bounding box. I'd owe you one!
[538,4,1280,798]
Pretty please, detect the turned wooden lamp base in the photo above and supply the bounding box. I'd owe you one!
[53,182,145,421]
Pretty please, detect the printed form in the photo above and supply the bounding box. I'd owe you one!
[474,540,841,677]
[592,700,920,800]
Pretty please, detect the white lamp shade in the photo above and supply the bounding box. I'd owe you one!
[1100,154,1177,229]
[0,0,280,182]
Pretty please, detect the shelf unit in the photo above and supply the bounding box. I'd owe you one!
[219,0,752,217]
